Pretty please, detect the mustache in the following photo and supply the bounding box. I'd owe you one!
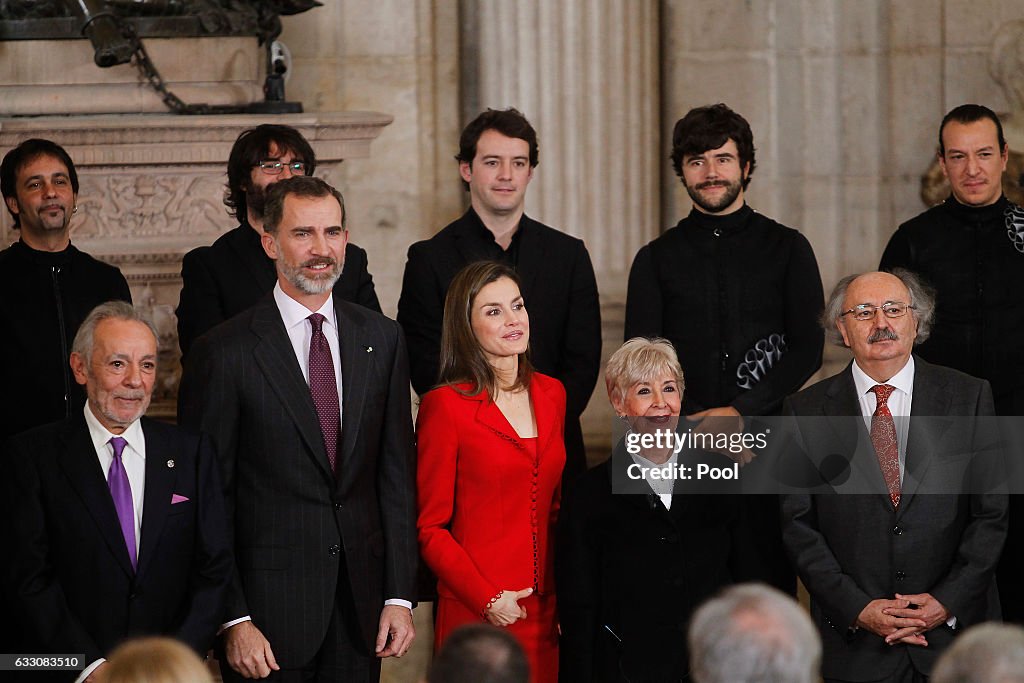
[302,257,337,269]
[868,328,899,343]
[696,180,730,190]
[113,390,147,401]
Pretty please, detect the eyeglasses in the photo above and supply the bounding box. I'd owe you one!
[256,160,307,175]
[840,301,916,321]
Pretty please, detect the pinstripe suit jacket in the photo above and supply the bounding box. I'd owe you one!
[178,293,417,666]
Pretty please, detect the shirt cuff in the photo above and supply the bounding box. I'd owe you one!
[384,599,413,611]
[219,615,253,634]
[75,658,105,683]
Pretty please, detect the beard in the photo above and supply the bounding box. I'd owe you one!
[685,178,743,214]
[279,255,344,295]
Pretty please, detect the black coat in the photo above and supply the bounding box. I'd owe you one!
[176,223,380,357]
[397,209,601,484]
[556,451,756,683]
[880,195,1024,411]
[0,240,131,440]
[625,204,823,416]
[3,416,231,680]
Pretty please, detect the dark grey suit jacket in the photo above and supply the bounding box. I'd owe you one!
[3,416,231,676]
[781,357,1007,681]
[177,293,417,667]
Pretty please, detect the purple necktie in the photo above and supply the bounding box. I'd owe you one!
[108,436,137,570]
[308,313,340,475]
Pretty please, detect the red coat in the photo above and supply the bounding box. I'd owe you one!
[417,373,566,614]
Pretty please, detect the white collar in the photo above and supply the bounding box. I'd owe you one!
[273,282,336,331]
[83,402,145,456]
[851,355,915,398]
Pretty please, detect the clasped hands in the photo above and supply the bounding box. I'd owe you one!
[485,587,533,627]
[856,593,949,647]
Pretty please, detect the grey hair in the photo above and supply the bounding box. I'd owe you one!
[604,337,685,408]
[821,268,936,347]
[689,583,821,683]
[933,623,1024,683]
[72,301,158,361]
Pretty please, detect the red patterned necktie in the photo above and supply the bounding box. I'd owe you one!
[869,384,901,507]
[308,313,339,475]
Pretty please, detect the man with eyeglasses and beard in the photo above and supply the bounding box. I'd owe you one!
[176,124,380,358]
[624,103,825,596]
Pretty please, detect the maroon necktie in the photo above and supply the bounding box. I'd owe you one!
[108,436,137,570]
[869,384,901,507]
[308,313,339,474]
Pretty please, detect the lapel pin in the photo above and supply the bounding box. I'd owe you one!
[167,459,175,468]
[365,346,373,353]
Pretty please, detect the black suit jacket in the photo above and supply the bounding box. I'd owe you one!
[3,416,231,677]
[177,294,417,666]
[176,224,381,357]
[556,451,756,683]
[397,209,601,482]
[781,357,1007,681]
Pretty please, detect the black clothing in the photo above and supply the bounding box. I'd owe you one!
[0,240,131,439]
[556,452,753,683]
[881,194,1024,624]
[397,208,602,486]
[176,223,381,357]
[624,204,825,597]
[625,204,824,416]
[880,195,1024,411]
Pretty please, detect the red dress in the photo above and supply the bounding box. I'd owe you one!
[417,374,566,683]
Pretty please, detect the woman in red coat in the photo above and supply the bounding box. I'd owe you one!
[417,261,565,682]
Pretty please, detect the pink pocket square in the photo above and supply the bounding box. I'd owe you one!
[171,494,190,504]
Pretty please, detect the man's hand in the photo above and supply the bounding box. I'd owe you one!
[485,587,532,627]
[83,661,108,683]
[690,406,742,421]
[689,406,755,464]
[856,598,927,641]
[225,620,280,678]
[882,593,950,644]
[375,604,415,658]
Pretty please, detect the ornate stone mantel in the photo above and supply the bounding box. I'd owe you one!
[0,111,393,416]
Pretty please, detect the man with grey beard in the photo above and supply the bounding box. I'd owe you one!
[178,176,417,682]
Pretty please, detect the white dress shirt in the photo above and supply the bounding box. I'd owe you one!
[77,405,147,683]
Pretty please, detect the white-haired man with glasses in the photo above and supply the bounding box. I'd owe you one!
[780,269,1007,683]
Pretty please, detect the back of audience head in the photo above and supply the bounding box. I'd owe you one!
[427,624,529,683]
[932,622,1024,683]
[689,583,820,683]
[104,637,213,683]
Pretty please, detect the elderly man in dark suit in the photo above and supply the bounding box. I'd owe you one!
[176,123,380,358]
[178,175,417,682]
[781,270,1008,683]
[3,301,231,683]
[397,108,601,488]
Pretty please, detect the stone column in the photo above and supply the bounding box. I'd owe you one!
[462,0,661,452]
